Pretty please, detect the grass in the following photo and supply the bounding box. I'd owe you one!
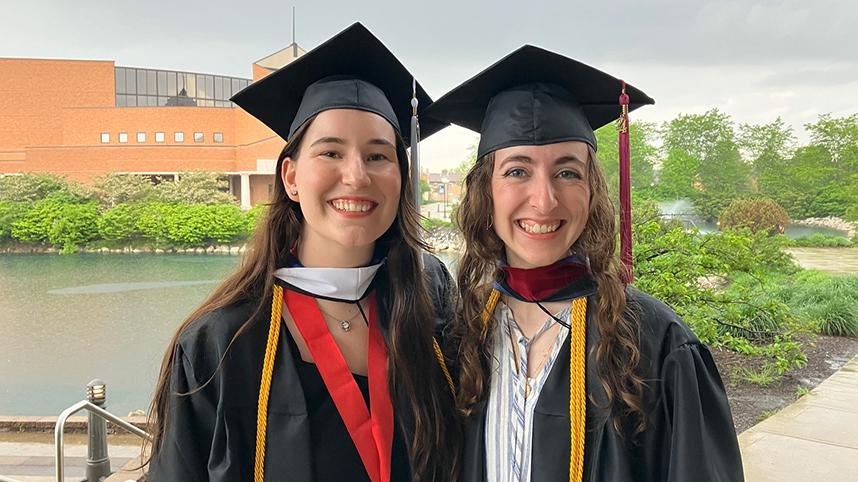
[732,363,782,387]
[756,408,782,422]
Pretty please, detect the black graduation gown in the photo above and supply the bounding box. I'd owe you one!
[461,287,744,482]
[148,253,455,482]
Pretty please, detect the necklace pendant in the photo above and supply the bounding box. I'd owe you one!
[340,320,351,332]
[524,380,531,398]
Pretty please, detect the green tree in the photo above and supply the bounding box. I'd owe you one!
[0,172,91,203]
[595,121,658,201]
[656,148,699,201]
[11,199,99,253]
[155,170,236,205]
[805,113,858,172]
[91,173,155,210]
[738,117,796,179]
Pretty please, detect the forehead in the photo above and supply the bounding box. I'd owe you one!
[493,140,590,167]
[305,108,397,141]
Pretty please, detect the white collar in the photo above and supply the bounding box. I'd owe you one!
[273,261,383,302]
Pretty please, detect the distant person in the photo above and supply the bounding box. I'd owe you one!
[146,24,461,482]
[426,46,744,481]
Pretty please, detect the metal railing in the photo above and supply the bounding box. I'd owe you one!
[55,399,152,482]
[0,475,25,482]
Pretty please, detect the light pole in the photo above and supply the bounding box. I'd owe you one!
[441,177,449,220]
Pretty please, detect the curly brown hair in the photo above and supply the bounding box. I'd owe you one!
[454,146,648,434]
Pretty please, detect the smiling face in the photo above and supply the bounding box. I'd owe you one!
[490,141,591,269]
[282,109,401,267]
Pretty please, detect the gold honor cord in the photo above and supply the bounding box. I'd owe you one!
[255,285,455,481]
[482,289,588,482]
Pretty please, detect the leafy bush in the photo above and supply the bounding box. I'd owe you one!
[790,233,853,247]
[0,201,31,243]
[136,202,175,247]
[767,273,858,337]
[0,172,92,203]
[243,203,269,237]
[98,203,142,244]
[719,197,790,234]
[11,199,99,253]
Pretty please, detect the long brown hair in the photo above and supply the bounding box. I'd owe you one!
[147,115,462,481]
[454,146,647,434]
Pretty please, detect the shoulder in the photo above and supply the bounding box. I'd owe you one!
[422,252,454,290]
[421,252,456,330]
[623,287,701,354]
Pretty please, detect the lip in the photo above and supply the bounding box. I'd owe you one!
[328,197,378,218]
[515,219,565,239]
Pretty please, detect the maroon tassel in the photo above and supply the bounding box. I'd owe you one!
[618,81,633,283]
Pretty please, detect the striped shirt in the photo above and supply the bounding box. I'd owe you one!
[485,304,571,482]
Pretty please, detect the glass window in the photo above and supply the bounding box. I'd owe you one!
[126,68,136,94]
[147,70,157,95]
[158,96,168,106]
[126,95,137,107]
[115,68,126,94]
[137,95,147,106]
[137,70,147,95]
[215,77,223,100]
[215,101,227,108]
[119,133,128,143]
[175,132,184,142]
[194,132,204,142]
[167,71,177,96]
[116,95,127,107]
[232,78,241,95]
[155,132,165,142]
[205,76,214,99]
[186,74,195,98]
[101,133,110,143]
[157,71,167,95]
[223,78,231,99]
[178,72,186,95]
[214,133,223,143]
[196,74,206,99]
[137,132,146,143]
[148,96,158,106]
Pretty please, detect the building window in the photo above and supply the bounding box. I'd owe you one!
[175,132,184,142]
[194,132,204,142]
[137,132,146,143]
[213,133,223,143]
[155,132,165,143]
[101,133,110,143]
[119,133,128,143]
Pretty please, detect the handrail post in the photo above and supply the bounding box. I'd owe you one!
[85,380,111,482]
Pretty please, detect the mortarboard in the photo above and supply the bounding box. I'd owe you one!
[423,45,654,159]
[230,22,446,146]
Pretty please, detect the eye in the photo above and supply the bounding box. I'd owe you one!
[557,169,581,180]
[320,151,339,158]
[504,168,527,178]
[368,153,389,161]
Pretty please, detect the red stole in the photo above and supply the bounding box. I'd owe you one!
[284,289,393,482]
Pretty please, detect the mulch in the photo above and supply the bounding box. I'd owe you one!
[709,334,858,433]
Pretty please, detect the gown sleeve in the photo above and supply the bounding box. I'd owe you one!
[661,342,745,482]
[148,342,218,482]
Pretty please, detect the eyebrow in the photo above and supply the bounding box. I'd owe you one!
[498,154,586,170]
[309,137,396,149]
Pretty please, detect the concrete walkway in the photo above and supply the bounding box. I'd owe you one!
[0,439,139,482]
[739,352,858,481]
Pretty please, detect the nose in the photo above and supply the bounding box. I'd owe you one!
[341,152,371,188]
[530,172,558,214]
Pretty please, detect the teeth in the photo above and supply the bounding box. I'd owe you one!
[332,200,374,212]
[519,221,560,234]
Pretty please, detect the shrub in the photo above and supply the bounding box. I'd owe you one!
[0,201,31,243]
[136,202,175,247]
[91,173,155,210]
[11,199,99,253]
[155,170,236,205]
[719,197,790,234]
[98,203,142,244]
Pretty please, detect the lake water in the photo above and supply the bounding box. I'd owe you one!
[0,252,458,416]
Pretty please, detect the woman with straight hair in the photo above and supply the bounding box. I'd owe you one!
[146,23,461,482]
[425,46,744,482]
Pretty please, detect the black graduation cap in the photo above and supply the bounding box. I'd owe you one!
[231,22,446,146]
[423,45,654,158]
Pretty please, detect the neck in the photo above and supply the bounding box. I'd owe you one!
[504,296,569,338]
[296,238,375,268]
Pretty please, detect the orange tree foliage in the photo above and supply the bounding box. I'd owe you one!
[719,198,790,234]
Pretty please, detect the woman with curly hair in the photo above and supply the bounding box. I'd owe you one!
[425,46,743,482]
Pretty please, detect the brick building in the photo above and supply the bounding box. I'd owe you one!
[422,173,463,203]
[0,43,307,208]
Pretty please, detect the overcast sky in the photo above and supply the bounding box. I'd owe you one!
[3,0,856,171]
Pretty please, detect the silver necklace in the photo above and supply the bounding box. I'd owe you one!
[317,304,363,332]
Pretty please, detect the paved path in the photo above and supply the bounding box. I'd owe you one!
[0,441,138,482]
[786,247,858,274]
[739,352,858,481]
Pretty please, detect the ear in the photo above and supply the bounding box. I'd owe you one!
[282,157,299,201]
